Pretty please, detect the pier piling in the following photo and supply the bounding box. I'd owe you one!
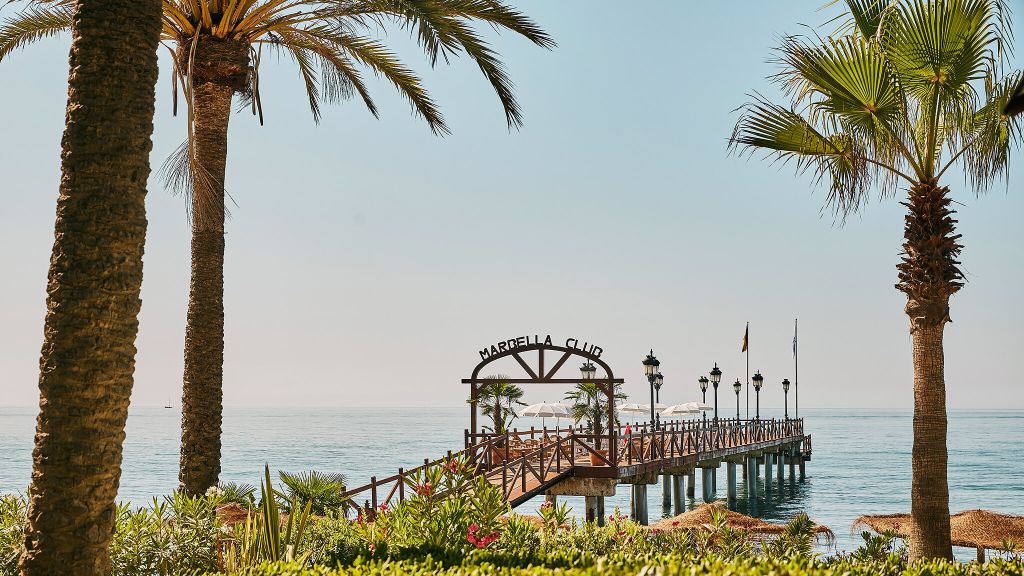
[726,462,737,501]
[672,475,684,514]
[701,468,715,502]
[662,475,671,508]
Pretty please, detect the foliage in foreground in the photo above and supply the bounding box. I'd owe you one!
[220,555,1024,576]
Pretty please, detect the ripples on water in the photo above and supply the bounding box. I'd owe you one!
[1,407,1021,559]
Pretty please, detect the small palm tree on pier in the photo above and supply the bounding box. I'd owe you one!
[565,382,626,450]
[729,0,1020,560]
[471,376,526,435]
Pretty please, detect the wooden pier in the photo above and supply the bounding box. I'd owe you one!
[341,336,812,524]
[341,418,811,520]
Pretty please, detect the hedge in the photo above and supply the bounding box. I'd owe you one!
[218,554,1024,576]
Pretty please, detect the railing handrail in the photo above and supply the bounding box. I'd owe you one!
[343,417,807,509]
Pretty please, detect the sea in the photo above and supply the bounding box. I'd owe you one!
[1,406,1021,560]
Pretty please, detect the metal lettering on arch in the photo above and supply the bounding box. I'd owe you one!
[462,334,623,462]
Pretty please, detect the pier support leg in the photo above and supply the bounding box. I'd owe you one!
[701,468,715,502]
[631,484,649,525]
[788,453,796,484]
[662,475,671,508]
[764,454,773,493]
[746,456,757,497]
[585,496,599,524]
[597,497,605,527]
[686,470,695,499]
[672,475,684,514]
[776,451,784,486]
[727,462,737,502]
[799,458,806,482]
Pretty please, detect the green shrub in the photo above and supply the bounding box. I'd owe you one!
[277,471,347,517]
[215,555,1024,576]
[0,493,27,575]
[109,490,224,576]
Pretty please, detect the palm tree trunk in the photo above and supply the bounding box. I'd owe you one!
[19,0,161,572]
[178,38,249,495]
[898,179,961,561]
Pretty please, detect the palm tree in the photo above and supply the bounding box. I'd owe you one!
[564,382,626,450]
[16,0,162,572]
[729,0,1020,560]
[1,0,554,495]
[470,376,526,435]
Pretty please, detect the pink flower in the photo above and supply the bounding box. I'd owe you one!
[672,520,680,527]
[414,482,434,497]
[378,503,389,512]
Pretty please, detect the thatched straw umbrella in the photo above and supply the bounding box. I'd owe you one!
[650,502,833,541]
[855,509,1024,562]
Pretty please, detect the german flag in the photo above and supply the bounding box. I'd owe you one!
[741,323,748,353]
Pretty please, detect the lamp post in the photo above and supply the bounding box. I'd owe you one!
[710,363,722,422]
[782,378,791,420]
[580,361,596,431]
[642,350,660,429]
[654,371,664,429]
[732,379,742,420]
[698,376,709,423]
[752,371,764,420]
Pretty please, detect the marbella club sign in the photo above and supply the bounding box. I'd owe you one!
[478,334,603,360]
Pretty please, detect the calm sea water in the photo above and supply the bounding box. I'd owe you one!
[1,406,1021,559]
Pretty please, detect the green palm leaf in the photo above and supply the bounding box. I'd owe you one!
[0,4,71,62]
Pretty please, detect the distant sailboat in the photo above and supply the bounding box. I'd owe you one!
[164,397,172,409]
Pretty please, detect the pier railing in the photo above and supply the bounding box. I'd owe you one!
[342,418,804,512]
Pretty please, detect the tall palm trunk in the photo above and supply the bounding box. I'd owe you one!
[178,38,249,495]
[19,0,161,572]
[898,178,961,561]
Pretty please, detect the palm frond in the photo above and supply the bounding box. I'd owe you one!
[0,3,72,62]
[730,95,902,216]
[955,70,1023,191]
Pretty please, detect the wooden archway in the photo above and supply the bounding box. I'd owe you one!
[462,340,624,463]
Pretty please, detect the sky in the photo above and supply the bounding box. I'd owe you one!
[1,1,1022,411]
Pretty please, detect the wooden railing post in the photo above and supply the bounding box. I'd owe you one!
[398,468,405,501]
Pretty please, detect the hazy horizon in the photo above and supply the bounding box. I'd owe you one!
[2,0,1023,412]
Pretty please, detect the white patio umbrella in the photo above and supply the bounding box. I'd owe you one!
[521,401,570,428]
[617,403,649,414]
[685,401,714,412]
[639,403,669,412]
[662,403,700,417]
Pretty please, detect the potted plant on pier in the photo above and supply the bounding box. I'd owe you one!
[565,380,626,465]
[468,375,526,464]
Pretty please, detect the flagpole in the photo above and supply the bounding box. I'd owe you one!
[746,322,749,420]
[794,318,799,420]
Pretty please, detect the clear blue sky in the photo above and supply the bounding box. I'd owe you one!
[1,1,1022,410]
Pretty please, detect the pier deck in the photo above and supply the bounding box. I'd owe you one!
[342,418,811,511]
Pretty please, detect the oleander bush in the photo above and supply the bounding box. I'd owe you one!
[4,459,1016,575]
[216,555,1024,576]
[0,494,27,575]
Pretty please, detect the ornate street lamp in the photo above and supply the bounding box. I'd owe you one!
[642,350,660,429]
[698,376,709,423]
[580,361,596,381]
[782,378,791,420]
[580,361,597,436]
[732,379,742,420]
[751,371,764,420]
[710,363,722,422]
[654,371,664,429]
